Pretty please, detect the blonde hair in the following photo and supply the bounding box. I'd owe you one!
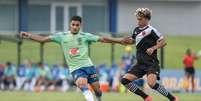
[135,8,152,20]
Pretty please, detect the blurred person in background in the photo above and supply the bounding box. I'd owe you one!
[48,64,62,91]
[24,60,37,91]
[3,62,16,90]
[60,64,71,92]
[0,64,4,90]
[121,46,136,72]
[97,64,109,84]
[108,64,120,92]
[35,62,49,92]
[16,64,26,90]
[183,48,200,92]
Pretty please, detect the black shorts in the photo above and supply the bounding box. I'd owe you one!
[185,67,195,76]
[127,62,160,80]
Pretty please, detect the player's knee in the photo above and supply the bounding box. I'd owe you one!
[76,78,88,89]
[147,80,156,88]
[121,78,131,85]
[77,82,88,91]
[77,82,88,89]
[147,74,157,88]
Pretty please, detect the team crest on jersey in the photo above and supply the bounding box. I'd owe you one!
[69,48,80,56]
[142,31,146,36]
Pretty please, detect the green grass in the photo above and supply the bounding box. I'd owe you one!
[0,36,201,69]
[0,91,200,101]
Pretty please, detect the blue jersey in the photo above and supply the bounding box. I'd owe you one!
[51,65,61,80]
[17,65,26,77]
[26,67,35,79]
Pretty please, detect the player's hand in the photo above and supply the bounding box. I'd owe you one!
[146,47,155,55]
[20,32,31,39]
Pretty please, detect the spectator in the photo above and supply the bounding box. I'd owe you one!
[35,62,48,92]
[3,62,16,90]
[60,64,71,92]
[24,60,36,91]
[183,48,199,92]
[121,46,136,72]
[0,64,4,90]
[16,64,26,90]
[108,64,120,91]
[48,64,62,91]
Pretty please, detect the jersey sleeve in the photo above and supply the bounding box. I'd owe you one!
[84,33,100,42]
[152,28,164,41]
[132,28,137,40]
[48,32,62,44]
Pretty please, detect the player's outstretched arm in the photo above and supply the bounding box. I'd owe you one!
[99,36,135,45]
[20,32,51,43]
[99,37,123,44]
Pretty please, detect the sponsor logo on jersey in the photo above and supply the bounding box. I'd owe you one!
[69,48,80,56]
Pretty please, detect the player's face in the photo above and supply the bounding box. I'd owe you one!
[70,20,81,34]
[137,17,149,28]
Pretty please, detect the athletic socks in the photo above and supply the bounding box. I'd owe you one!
[125,82,148,99]
[151,83,175,101]
[81,86,94,101]
[121,78,148,99]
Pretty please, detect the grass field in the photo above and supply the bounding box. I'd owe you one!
[0,36,201,69]
[0,91,200,101]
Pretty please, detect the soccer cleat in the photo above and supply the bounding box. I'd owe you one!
[144,96,152,101]
[173,96,179,101]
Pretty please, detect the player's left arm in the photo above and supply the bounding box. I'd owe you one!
[98,37,124,44]
[146,28,167,55]
[152,37,167,50]
[146,37,167,55]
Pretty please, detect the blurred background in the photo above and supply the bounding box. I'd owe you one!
[0,0,201,101]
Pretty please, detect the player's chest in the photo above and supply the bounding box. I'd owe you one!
[61,36,86,47]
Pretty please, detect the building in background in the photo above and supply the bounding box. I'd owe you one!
[0,0,201,35]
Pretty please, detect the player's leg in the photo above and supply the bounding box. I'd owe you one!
[191,68,195,92]
[87,66,102,101]
[72,69,94,101]
[90,81,102,101]
[147,73,177,101]
[184,68,190,92]
[120,64,151,100]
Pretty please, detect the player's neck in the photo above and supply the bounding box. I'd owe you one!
[70,32,79,35]
[139,24,149,28]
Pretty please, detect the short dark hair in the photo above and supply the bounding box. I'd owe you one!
[71,16,82,23]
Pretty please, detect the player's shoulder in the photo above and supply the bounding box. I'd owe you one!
[133,26,139,31]
[133,26,140,34]
[148,25,158,32]
[55,31,68,36]
[79,32,93,36]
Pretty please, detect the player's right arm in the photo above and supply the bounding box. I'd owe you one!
[20,32,51,43]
